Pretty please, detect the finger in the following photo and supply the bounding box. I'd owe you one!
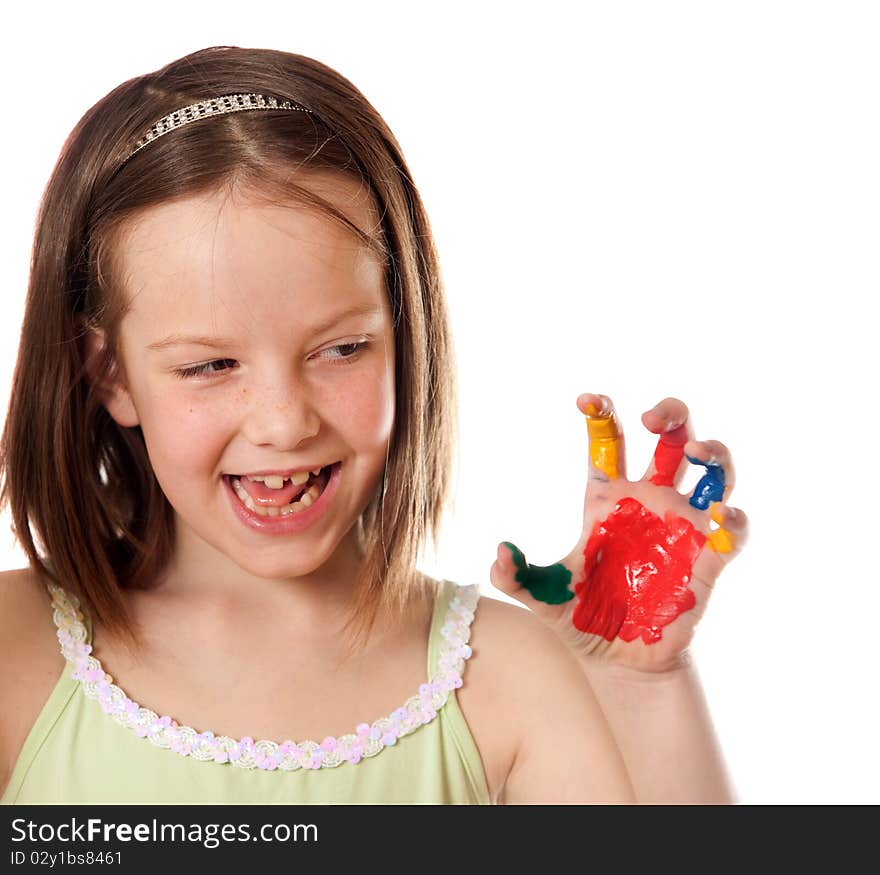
[692,504,749,591]
[576,393,627,482]
[489,541,575,631]
[490,541,574,607]
[686,439,736,498]
[490,542,601,658]
[685,439,735,510]
[639,396,695,488]
[704,504,749,559]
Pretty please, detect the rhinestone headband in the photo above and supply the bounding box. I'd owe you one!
[123,92,314,163]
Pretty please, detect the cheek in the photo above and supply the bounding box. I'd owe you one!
[138,390,228,474]
[328,365,395,449]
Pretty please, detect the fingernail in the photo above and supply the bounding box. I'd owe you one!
[501,541,522,569]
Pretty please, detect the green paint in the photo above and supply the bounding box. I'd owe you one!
[502,541,574,605]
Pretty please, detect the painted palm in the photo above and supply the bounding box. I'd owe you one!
[490,394,749,674]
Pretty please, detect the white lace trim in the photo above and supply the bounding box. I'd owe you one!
[48,581,479,771]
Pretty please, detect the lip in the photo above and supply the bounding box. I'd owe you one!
[223,461,342,534]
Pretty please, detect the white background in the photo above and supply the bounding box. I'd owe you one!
[1,1,877,803]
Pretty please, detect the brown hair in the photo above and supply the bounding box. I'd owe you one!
[0,46,459,659]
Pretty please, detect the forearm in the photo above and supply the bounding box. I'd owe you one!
[579,653,737,804]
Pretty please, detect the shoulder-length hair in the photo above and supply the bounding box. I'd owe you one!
[0,46,458,659]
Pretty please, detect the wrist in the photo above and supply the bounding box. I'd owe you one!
[578,649,695,686]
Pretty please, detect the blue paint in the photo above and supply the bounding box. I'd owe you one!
[686,455,726,510]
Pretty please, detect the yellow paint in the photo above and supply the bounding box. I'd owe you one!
[706,528,736,553]
[707,501,736,553]
[584,404,622,480]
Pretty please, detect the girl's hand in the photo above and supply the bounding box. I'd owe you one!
[490,394,749,674]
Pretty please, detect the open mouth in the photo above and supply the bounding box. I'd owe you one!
[224,463,337,518]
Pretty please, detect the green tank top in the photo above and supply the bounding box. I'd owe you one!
[2,578,491,804]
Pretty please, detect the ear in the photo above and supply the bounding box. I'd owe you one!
[80,320,140,428]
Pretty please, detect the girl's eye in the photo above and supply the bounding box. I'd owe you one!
[315,340,369,364]
[172,341,369,380]
[174,358,238,380]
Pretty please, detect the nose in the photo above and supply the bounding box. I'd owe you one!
[239,371,322,450]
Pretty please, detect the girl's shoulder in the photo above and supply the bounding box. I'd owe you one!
[0,567,65,797]
[455,585,592,802]
[460,586,632,803]
[463,588,588,706]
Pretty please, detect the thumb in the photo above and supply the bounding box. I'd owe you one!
[490,541,575,608]
[489,542,523,599]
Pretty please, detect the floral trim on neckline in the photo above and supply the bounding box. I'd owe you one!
[48,581,479,771]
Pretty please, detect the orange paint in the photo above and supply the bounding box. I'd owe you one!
[706,501,736,553]
[584,402,622,480]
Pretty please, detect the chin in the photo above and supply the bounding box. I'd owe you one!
[233,549,337,581]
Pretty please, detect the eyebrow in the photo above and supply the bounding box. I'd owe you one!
[146,303,384,352]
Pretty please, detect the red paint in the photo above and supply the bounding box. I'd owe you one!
[649,423,688,486]
[573,497,706,644]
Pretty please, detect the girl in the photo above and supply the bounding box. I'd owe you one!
[0,46,748,804]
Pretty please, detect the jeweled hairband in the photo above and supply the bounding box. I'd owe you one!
[123,93,314,163]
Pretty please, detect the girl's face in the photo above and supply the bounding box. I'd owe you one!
[94,173,395,584]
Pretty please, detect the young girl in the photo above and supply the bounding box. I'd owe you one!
[0,46,748,805]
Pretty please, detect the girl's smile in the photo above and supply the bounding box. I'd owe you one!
[222,461,342,532]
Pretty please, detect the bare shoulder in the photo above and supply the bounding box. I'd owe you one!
[0,567,65,798]
[455,591,582,801]
[459,589,635,804]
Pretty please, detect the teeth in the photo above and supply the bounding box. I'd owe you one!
[231,477,324,517]
[243,472,308,488]
[245,468,322,488]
